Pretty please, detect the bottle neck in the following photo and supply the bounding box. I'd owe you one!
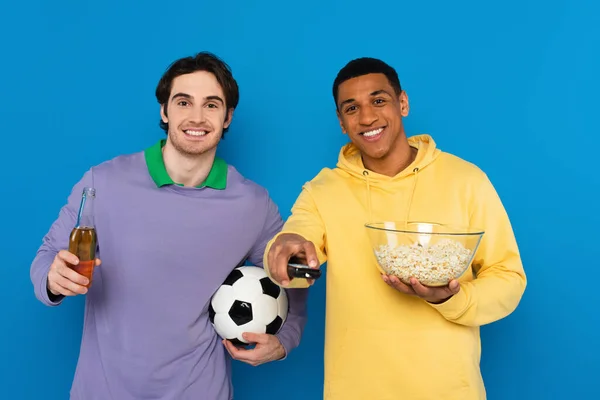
[76,188,96,229]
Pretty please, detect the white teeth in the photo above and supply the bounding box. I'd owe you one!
[185,130,207,136]
[363,128,383,137]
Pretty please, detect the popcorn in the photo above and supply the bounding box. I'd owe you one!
[373,238,473,286]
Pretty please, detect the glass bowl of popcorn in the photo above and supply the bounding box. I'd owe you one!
[365,221,484,287]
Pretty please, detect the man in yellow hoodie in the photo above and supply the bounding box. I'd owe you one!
[264,57,527,400]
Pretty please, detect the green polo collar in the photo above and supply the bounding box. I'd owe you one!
[144,139,227,189]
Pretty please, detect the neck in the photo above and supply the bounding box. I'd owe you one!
[363,139,417,177]
[162,141,216,187]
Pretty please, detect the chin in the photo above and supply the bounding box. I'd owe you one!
[173,141,215,156]
[359,145,388,160]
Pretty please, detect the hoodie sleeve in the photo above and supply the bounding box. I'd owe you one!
[30,169,93,307]
[263,184,328,290]
[248,192,309,359]
[428,172,527,327]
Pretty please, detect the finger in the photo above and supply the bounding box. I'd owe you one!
[409,278,457,300]
[242,332,269,344]
[268,241,286,284]
[57,250,80,266]
[301,241,319,268]
[223,340,236,358]
[57,262,90,286]
[409,278,435,297]
[386,275,416,295]
[448,279,460,293]
[224,340,255,362]
[51,267,88,294]
[48,279,79,297]
[223,340,237,355]
[273,247,293,287]
[95,258,102,267]
[231,345,261,366]
[53,273,88,295]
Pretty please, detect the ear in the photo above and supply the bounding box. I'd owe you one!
[336,109,347,135]
[223,108,234,129]
[399,91,409,117]
[160,104,168,124]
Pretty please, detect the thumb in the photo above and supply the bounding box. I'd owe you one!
[302,241,319,268]
[448,280,460,293]
[242,332,269,344]
[95,258,102,267]
[58,250,79,265]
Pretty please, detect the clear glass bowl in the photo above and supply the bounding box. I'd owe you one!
[365,221,484,287]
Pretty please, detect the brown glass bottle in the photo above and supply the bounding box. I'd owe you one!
[66,187,97,288]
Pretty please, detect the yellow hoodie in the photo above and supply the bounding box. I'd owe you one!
[265,134,526,400]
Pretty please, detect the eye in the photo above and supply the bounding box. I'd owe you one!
[177,100,190,107]
[206,103,219,109]
[373,98,386,105]
[344,105,357,114]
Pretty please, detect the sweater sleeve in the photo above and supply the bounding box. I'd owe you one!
[247,192,309,359]
[30,169,93,307]
[428,172,527,326]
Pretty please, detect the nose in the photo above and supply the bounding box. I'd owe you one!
[358,106,378,126]
[189,105,206,123]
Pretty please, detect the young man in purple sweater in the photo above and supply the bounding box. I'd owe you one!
[29,52,309,400]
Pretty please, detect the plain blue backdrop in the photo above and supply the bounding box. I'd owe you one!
[1,0,598,399]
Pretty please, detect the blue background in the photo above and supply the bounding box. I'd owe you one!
[1,0,598,399]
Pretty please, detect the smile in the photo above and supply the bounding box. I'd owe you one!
[184,129,208,136]
[361,127,384,137]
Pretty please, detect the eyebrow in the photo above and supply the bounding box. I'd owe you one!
[171,92,193,101]
[338,89,394,109]
[205,95,224,104]
[370,89,394,98]
[171,93,225,105]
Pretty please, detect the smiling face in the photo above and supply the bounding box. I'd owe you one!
[160,70,233,157]
[336,73,409,164]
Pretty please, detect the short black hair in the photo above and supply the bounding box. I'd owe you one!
[332,57,402,107]
[155,52,239,135]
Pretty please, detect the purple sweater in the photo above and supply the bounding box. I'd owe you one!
[30,150,308,400]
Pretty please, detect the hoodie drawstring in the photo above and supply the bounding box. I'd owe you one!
[363,170,372,223]
[404,167,419,224]
[363,167,419,224]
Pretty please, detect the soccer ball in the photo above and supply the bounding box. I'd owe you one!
[209,266,288,346]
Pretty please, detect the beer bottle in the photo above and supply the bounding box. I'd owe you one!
[67,187,97,288]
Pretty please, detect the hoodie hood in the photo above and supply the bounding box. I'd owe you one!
[336,134,441,186]
[335,134,442,222]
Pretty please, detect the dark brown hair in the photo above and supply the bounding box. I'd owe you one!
[155,52,240,135]
[332,57,402,108]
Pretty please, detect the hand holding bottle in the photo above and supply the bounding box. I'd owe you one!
[48,186,100,298]
[47,250,102,296]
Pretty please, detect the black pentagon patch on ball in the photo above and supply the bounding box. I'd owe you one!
[228,338,249,347]
[259,277,281,298]
[208,302,216,323]
[229,300,253,326]
[223,268,244,286]
[266,315,283,335]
